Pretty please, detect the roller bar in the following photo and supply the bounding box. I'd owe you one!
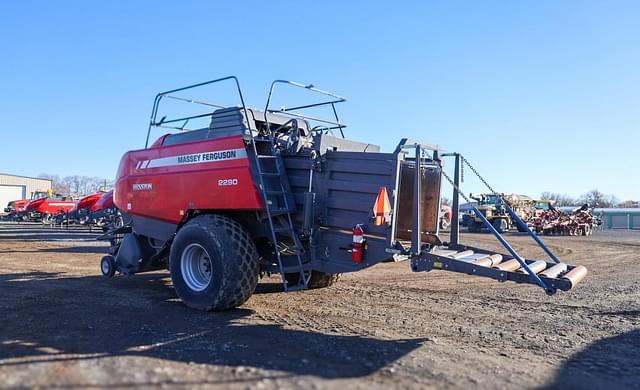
[411,245,587,293]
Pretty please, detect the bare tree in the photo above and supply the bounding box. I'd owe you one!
[579,189,617,208]
[38,173,69,195]
[62,176,81,197]
[39,173,114,198]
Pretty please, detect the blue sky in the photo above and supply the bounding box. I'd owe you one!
[1,1,638,200]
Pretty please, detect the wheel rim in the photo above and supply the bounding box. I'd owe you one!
[101,259,111,274]
[180,243,212,292]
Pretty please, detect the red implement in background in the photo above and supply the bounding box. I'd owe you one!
[93,191,114,212]
[13,199,28,213]
[26,198,75,215]
[77,192,104,211]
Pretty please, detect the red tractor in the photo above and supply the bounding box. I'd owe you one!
[4,199,28,220]
[9,191,50,221]
[100,77,587,311]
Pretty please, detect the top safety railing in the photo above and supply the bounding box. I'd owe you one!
[263,80,348,138]
[145,76,251,147]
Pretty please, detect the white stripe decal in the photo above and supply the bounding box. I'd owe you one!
[141,148,247,169]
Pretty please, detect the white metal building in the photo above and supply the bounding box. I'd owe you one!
[0,173,52,211]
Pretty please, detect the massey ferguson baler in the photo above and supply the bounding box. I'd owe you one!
[102,76,588,311]
[25,196,75,223]
[56,191,120,228]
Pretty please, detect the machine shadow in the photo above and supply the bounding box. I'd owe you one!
[0,232,102,241]
[0,271,425,380]
[541,329,640,390]
[0,246,109,254]
[0,223,102,241]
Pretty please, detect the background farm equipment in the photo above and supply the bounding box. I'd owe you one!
[9,191,51,221]
[52,191,120,230]
[88,191,121,230]
[3,199,28,221]
[529,203,601,236]
[439,204,452,230]
[51,192,100,226]
[99,76,588,311]
[463,193,534,233]
[24,193,75,223]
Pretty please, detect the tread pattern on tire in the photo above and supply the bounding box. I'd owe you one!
[173,214,259,311]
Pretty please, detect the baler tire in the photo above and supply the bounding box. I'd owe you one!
[169,214,259,311]
[100,255,116,278]
[285,271,340,289]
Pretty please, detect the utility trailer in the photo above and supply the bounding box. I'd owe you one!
[101,76,587,311]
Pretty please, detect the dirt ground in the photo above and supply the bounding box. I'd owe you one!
[0,222,638,389]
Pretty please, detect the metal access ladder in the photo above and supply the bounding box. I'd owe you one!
[413,153,588,295]
[250,131,310,292]
[251,79,347,291]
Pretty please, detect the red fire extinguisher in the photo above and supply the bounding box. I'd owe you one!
[352,224,366,263]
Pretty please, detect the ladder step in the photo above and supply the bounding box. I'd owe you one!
[274,226,292,233]
[279,263,308,272]
[268,208,291,216]
[257,155,277,159]
[265,190,285,195]
[261,172,280,177]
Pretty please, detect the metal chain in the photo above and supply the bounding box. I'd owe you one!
[460,156,498,195]
[441,168,473,204]
[459,155,517,207]
[440,154,503,206]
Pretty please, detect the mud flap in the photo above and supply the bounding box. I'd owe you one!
[114,233,143,275]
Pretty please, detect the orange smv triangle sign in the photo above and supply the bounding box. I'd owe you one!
[373,187,392,226]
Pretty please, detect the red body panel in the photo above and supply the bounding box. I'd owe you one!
[26,198,76,214]
[115,135,263,224]
[77,192,104,211]
[12,200,27,213]
[93,191,114,212]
